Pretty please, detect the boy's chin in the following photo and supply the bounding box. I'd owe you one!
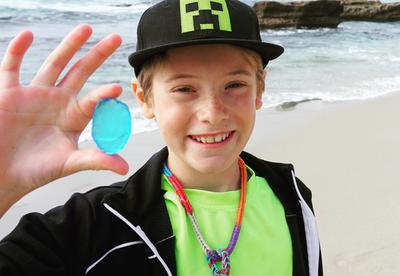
[188,155,238,174]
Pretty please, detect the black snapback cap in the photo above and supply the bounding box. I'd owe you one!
[129,0,284,76]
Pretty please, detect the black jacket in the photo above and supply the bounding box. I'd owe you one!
[0,148,323,275]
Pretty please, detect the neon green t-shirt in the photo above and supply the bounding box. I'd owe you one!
[161,166,293,275]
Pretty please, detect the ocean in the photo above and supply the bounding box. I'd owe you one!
[1,0,399,142]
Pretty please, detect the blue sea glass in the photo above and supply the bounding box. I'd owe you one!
[91,98,132,154]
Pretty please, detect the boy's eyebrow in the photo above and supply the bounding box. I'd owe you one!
[165,74,196,83]
[165,69,252,83]
[227,69,252,77]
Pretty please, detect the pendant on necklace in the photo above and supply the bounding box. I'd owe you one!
[207,249,231,276]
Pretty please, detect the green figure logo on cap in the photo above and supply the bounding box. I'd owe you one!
[180,0,232,33]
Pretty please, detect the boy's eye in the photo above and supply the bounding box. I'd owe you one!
[226,82,245,89]
[174,87,193,93]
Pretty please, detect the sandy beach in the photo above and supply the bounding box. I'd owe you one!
[1,93,399,275]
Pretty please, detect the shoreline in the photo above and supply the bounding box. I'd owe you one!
[1,92,399,275]
[78,91,400,144]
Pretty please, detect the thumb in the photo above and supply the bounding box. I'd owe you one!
[62,149,129,176]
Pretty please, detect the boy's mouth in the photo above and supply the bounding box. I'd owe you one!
[189,131,234,144]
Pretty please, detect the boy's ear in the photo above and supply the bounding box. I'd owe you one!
[131,79,155,119]
[255,70,266,110]
[256,95,263,110]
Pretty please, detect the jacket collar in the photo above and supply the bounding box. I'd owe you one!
[103,147,310,276]
[240,151,302,215]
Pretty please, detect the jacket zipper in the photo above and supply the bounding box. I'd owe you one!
[290,170,320,276]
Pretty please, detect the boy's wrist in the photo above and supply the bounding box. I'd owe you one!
[0,186,27,218]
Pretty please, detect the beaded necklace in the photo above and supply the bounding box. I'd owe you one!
[163,158,248,276]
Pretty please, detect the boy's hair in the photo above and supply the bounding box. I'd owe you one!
[137,46,266,103]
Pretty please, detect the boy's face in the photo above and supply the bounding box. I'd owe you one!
[138,44,262,176]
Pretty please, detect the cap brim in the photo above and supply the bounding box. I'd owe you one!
[129,38,284,76]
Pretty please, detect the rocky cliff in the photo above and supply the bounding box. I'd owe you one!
[254,0,343,28]
[254,0,400,29]
[341,0,400,21]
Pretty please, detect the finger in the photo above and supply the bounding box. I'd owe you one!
[63,149,129,176]
[58,84,123,133]
[0,30,33,88]
[57,33,122,93]
[78,83,123,119]
[31,24,93,86]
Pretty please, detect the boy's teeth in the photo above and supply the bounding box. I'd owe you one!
[206,137,214,143]
[192,132,231,144]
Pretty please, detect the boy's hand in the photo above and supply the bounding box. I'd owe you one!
[0,24,129,211]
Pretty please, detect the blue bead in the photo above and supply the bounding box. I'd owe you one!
[91,98,131,154]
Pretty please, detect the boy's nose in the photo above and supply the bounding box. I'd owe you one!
[197,95,228,125]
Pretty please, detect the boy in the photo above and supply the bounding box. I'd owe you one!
[0,0,322,275]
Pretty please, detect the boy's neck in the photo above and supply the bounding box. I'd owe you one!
[166,157,241,192]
